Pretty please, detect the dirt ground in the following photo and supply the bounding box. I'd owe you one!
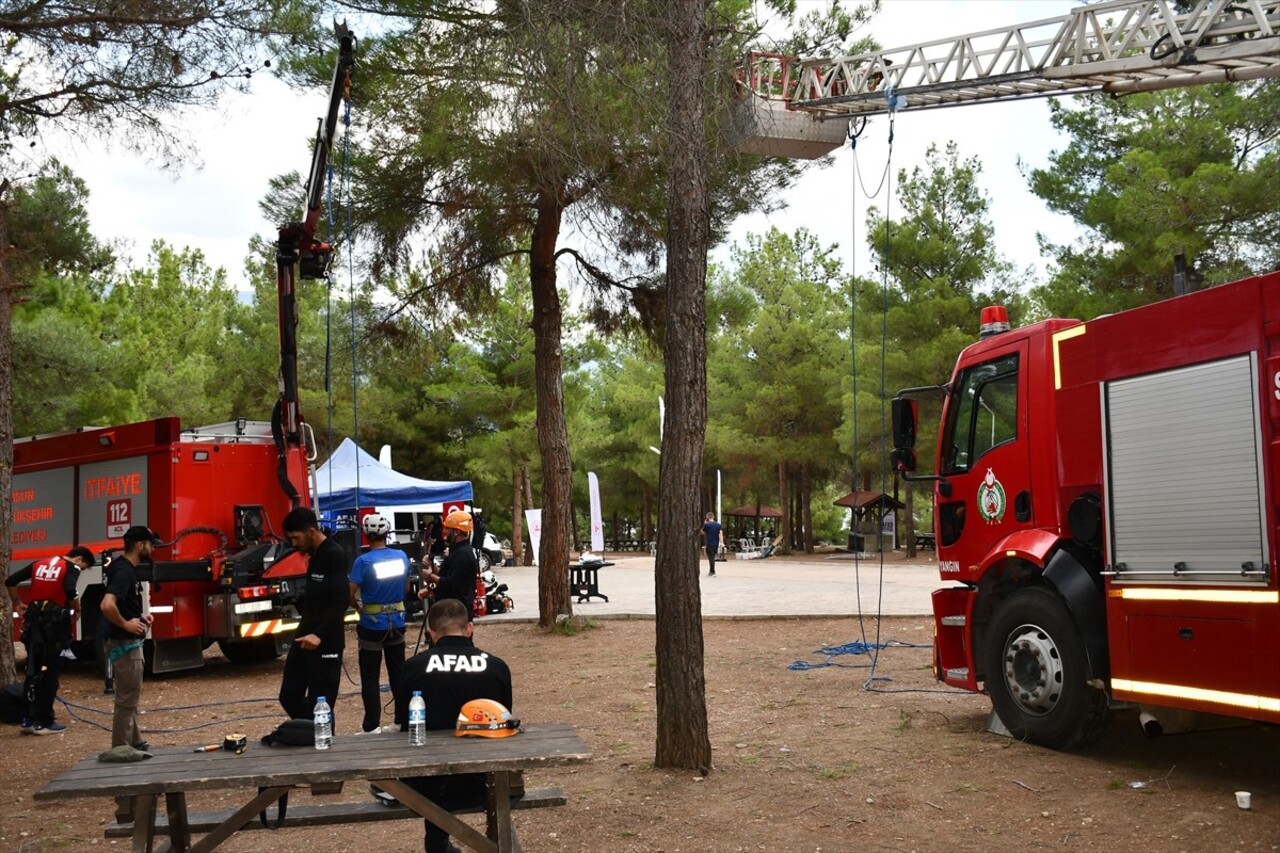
[2,615,1278,853]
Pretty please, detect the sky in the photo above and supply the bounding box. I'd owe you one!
[41,0,1086,290]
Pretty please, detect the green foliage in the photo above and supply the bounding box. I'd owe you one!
[1029,82,1280,319]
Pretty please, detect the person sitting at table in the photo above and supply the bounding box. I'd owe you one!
[395,598,513,853]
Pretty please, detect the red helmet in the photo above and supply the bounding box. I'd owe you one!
[455,699,519,738]
[443,510,474,534]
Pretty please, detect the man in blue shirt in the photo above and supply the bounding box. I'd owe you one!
[702,512,724,577]
[349,513,411,733]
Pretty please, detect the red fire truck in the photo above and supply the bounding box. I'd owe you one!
[8,25,357,673]
[891,270,1280,749]
[12,418,314,671]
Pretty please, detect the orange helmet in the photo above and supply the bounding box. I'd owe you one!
[455,699,520,738]
[443,510,474,534]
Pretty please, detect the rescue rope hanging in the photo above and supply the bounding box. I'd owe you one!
[342,94,362,513]
[321,76,361,518]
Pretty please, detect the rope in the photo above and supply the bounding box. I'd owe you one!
[342,94,362,511]
[788,639,928,671]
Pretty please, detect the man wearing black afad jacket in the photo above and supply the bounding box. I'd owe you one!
[396,598,513,853]
[279,507,350,724]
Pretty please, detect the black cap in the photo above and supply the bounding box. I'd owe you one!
[123,526,162,547]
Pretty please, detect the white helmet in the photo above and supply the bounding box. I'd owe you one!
[362,513,392,537]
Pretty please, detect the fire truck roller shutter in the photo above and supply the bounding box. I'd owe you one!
[982,583,1113,751]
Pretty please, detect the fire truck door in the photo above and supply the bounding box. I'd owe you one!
[936,345,1031,573]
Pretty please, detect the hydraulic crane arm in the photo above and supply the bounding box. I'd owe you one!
[274,22,356,501]
[743,0,1280,120]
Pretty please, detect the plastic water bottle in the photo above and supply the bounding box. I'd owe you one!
[408,691,427,747]
[314,696,332,750]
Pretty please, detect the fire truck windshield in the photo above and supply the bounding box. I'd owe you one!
[941,353,1019,474]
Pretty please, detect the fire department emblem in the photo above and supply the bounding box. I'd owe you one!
[977,468,1006,524]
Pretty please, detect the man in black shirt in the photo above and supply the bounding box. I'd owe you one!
[396,598,513,853]
[420,510,479,618]
[100,527,159,749]
[279,507,350,724]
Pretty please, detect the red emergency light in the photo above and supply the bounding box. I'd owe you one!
[979,306,1010,338]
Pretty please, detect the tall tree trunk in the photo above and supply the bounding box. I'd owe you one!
[777,461,790,554]
[802,465,814,554]
[521,463,536,566]
[529,192,572,627]
[512,465,525,568]
[0,198,15,686]
[654,0,711,773]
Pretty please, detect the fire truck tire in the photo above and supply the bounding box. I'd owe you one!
[218,636,281,665]
[984,586,1112,750]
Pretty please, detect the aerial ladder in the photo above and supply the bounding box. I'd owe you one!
[733,0,1280,157]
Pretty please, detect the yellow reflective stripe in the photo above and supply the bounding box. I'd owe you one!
[1051,324,1087,390]
[1111,678,1280,713]
[361,602,405,614]
[238,619,299,637]
[1114,588,1278,604]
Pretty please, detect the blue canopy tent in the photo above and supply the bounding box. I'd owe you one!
[313,437,472,514]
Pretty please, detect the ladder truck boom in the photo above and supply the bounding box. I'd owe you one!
[735,0,1280,156]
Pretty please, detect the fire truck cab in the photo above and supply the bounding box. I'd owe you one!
[892,271,1280,749]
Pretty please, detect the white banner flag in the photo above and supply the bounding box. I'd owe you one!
[588,472,604,553]
[525,508,543,566]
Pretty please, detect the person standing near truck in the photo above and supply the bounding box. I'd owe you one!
[348,513,410,733]
[280,507,350,726]
[6,545,92,734]
[101,527,159,750]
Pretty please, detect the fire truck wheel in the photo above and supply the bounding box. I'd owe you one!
[984,586,1111,750]
[218,636,282,665]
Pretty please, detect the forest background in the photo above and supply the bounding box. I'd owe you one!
[10,2,1280,559]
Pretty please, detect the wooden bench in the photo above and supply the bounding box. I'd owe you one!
[105,786,567,836]
[36,723,590,852]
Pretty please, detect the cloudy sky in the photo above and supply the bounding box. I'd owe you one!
[42,0,1085,289]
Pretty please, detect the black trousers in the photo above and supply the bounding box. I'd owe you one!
[24,639,64,726]
[278,644,342,726]
[356,624,405,732]
[405,773,486,853]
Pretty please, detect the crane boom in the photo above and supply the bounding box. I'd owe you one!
[273,23,355,498]
[741,0,1279,131]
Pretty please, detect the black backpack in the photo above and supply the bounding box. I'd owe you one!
[261,718,314,747]
[0,683,24,725]
[258,718,315,828]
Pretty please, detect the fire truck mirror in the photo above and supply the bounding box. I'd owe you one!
[890,447,917,474]
[891,398,918,451]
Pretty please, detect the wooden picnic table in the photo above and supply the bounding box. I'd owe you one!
[34,723,590,853]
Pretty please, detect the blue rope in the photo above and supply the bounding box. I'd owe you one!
[788,639,888,670]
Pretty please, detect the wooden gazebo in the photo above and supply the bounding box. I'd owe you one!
[723,504,783,542]
[833,490,904,551]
